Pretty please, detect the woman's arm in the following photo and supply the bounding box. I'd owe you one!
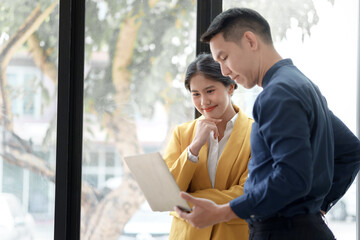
[163,125,198,192]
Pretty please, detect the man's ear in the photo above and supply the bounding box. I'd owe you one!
[243,31,258,50]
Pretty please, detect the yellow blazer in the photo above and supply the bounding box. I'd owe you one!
[163,106,253,240]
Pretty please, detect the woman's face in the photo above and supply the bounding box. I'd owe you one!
[189,74,234,120]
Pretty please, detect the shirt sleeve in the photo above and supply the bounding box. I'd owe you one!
[187,146,199,163]
[230,85,315,220]
[321,111,360,212]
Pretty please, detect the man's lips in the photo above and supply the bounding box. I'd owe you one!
[232,75,240,82]
[203,105,217,112]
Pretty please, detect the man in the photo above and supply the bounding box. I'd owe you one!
[175,7,360,240]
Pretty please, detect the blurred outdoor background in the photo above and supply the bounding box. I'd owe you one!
[0,0,358,239]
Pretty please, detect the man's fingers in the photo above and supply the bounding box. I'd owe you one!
[180,191,199,205]
[176,192,220,229]
[174,207,200,228]
[174,206,189,218]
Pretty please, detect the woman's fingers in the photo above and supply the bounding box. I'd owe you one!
[203,117,222,123]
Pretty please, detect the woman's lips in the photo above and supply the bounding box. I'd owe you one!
[204,105,217,112]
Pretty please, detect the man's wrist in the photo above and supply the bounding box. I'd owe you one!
[219,203,238,222]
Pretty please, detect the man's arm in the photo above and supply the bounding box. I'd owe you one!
[229,85,318,220]
[174,192,238,229]
[321,111,360,212]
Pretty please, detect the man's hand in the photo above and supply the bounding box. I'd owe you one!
[174,192,238,229]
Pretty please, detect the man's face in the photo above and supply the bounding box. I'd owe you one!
[210,33,258,89]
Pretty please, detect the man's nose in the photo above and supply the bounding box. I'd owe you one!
[220,63,231,77]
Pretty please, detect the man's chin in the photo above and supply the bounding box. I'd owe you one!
[237,81,256,89]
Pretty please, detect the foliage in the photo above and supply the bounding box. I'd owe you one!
[1,0,332,134]
[225,0,334,41]
[0,0,337,238]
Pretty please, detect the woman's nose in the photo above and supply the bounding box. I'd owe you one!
[201,95,210,105]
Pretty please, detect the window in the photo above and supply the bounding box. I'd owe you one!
[7,66,43,118]
[81,1,196,239]
[1,0,358,239]
[0,0,59,239]
[223,1,358,239]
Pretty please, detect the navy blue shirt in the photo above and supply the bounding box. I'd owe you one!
[230,59,360,222]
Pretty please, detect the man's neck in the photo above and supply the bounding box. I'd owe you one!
[258,48,282,87]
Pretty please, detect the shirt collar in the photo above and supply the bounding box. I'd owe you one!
[262,58,293,88]
[226,112,238,129]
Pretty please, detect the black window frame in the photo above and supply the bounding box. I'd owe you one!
[53,0,360,239]
[195,0,222,118]
[54,0,85,239]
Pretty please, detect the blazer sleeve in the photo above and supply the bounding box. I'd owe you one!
[163,125,198,192]
[190,160,249,205]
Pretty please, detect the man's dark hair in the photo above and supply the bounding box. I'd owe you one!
[201,8,273,45]
[184,53,237,91]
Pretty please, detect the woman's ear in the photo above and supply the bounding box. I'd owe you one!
[228,84,235,95]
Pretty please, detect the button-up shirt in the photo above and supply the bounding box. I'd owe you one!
[229,59,360,223]
[208,113,238,187]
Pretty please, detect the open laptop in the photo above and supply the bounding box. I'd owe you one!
[124,152,192,212]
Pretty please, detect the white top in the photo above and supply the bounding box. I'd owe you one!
[187,113,238,187]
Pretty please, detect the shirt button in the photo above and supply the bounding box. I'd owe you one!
[329,202,334,207]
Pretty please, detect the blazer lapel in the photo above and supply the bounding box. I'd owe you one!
[214,110,250,190]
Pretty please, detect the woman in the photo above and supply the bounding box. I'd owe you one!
[163,53,253,239]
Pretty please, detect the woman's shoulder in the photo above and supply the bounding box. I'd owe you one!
[233,104,254,124]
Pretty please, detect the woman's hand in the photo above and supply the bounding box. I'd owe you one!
[189,117,222,156]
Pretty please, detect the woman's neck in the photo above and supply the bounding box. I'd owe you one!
[216,106,236,141]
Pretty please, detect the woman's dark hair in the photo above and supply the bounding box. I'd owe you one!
[184,53,237,91]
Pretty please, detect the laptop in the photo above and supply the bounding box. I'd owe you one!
[124,152,192,212]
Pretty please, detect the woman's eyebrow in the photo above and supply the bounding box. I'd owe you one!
[191,85,216,92]
[204,85,216,90]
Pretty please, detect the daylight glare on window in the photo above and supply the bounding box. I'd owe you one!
[0,0,358,239]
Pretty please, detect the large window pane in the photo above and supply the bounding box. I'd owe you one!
[0,0,59,239]
[223,1,358,239]
[82,1,196,239]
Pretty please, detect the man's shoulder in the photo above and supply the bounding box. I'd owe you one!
[262,66,314,100]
